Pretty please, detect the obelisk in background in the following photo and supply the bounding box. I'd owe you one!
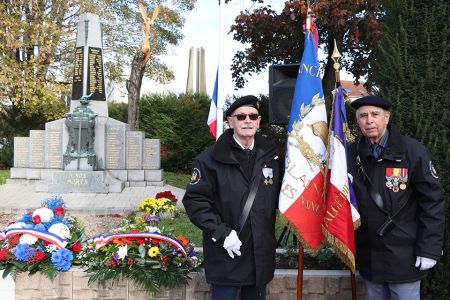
[70,13,108,117]
[186,47,207,95]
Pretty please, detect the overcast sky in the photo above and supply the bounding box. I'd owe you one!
[136,0,353,100]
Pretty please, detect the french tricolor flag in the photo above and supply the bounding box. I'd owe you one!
[207,69,218,139]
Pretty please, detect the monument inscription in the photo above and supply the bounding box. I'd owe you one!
[14,137,30,168]
[143,139,161,169]
[45,123,63,169]
[29,130,45,168]
[126,132,143,169]
[71,46,84,100]
[87,47,105,100]
[105,125,126,169]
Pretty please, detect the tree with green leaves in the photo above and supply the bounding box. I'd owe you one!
[96,0,196,130]
[368,1,450,297]
[228,0,382,107]
[0,0,196,166]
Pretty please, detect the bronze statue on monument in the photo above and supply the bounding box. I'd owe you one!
[63,93,97,170]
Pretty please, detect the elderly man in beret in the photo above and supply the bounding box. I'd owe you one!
[183,95,282,300]
[347,96,445,300]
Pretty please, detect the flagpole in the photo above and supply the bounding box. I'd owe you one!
[295,6,313,300]
[297,243,304,299]
[216,0,225,139]
[331,38,357,300]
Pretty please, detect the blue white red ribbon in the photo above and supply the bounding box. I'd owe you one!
[0,228,68,248]
[92,232,187,256]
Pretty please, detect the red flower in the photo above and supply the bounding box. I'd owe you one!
[135,238,146,245]
[33,215,41,224]
[151,239,160,245]
[155,191,178,203]
[8,235,20,247]
[0,248,9,261]
[130,229,140,233]
[162,255,169,267]
[127,258,134,265]
[54,207,65,216]
[28,251,46,264]
[72,242,82,252]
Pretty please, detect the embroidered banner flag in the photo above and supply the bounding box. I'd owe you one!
[207,69,218,139]
[323,86,360,272]
[278,24,328,254]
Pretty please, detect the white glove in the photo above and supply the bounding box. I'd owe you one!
[415,256,437,270]
[223,230,242,259]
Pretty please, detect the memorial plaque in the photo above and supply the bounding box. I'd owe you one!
[29,130,45,168]
[14,137,30,168]
[126,131,143,169]
[71,46,84,100]
[143,139,161,169]
[105,124,126,169]
[50,171,108,193]
[45,123,63,169]
[87,47,106,100]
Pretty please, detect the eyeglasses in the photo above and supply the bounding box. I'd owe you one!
[231,113,260,121]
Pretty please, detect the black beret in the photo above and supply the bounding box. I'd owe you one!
[351,95,392,110]
[226,95,260,117]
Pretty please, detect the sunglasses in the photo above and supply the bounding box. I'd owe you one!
[231,113,260,121]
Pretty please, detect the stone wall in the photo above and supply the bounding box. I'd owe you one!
[14,268,367,300]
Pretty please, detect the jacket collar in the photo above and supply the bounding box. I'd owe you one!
[212,128,276,164]
[357,125,405,162]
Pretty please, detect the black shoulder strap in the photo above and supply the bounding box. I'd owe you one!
[236,171,261,235]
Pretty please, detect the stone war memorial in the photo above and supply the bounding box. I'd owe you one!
[9,13,164,193]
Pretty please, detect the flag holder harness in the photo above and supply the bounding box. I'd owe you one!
[356,139,410,236]
[236,170,262,235]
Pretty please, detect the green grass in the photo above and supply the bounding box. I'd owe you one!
[163,172,295,247]
[159,212,203,246]
[164,171,191,189]
[0,169,9,185]
[160,211,293,248]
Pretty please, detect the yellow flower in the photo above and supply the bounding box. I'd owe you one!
[148,246,160,257]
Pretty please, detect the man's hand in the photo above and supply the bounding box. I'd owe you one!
[223,230,242,259]
[415,256,437,270]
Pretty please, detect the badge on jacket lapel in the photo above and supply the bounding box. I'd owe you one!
[262,167,273,185]
[385,168,408,192]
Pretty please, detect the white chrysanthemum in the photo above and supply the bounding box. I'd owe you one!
[117,245,128,260]
[6,222,26,230]
[145,226,161,233]
[48,223,71,239]
[145,226,160,233]
[19,234,38,245]
[45,244,58,253]
[32,207,54,222]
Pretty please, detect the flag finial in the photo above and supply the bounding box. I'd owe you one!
[306,7,312,30]
[332,39,341,83]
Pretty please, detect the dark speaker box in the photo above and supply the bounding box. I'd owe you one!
[269,64,300,125]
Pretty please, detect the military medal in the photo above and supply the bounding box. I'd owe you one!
[262,167,273,185]
[386,167,408,192]
[399,168,408,190]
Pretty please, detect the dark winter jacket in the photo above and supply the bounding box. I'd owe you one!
[182,129,282,286]
[347,125,445,283]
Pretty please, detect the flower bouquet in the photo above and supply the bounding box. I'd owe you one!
[81,212,200,293]
[138,191,178,218]
[0,195,86,280]
[155,190,178,204]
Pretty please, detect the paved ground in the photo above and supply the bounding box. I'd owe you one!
[0,179,186,213]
